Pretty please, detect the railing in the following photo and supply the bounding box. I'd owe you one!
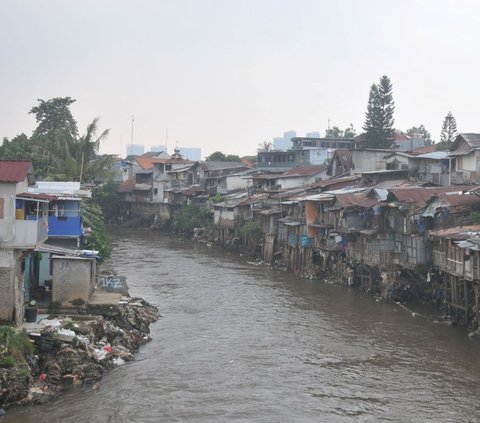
[2,218,49,248]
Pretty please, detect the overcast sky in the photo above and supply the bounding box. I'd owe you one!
[1,0,480,158]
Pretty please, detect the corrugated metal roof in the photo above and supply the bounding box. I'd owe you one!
[282,165,327,178]
[415,151,449,160]
[335,193,380,209]
[0,160,32,183]
[389,186,477,203]
[428,225,480,240]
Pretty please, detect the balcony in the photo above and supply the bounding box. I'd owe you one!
[2,217,49,249]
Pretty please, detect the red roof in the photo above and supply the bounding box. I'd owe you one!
[0,160,33,183]
[117,177,135,193]
[134,156,156,170]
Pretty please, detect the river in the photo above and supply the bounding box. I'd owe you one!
[4,228,480,422]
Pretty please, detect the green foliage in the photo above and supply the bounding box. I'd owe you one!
[174,205,212,237]
[205,151,241,162]
[81,199,112,261]
[438,111,458,151]
[0,327,34,367]
[239,221,263,245]
[325,123,356,138]
[363,75,395,149]
[407,124,433,146]
[211,193,223,204]
[30,97,78,139]
[93,180,121,219]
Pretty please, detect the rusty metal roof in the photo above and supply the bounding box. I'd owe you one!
[282,165,327,177]
[428,225,480,240]
[0,160,33,183]
[388,186,477,204]
[334,193,380,209]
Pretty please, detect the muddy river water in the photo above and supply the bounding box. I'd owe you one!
[4,228,480,422]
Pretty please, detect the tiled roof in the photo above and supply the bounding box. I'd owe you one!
[134,156,156,170]
[0,160,33,182]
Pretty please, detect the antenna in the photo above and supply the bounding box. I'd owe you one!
[165,128,168,154]
[328,119,331,130]
[130,115,134,155]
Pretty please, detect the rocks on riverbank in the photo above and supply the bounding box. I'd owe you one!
[0,297,159,410]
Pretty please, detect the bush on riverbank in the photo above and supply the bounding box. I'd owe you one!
[174,204,213,237]
[0,327,34,369]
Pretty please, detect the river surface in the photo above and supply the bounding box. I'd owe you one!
[5,228,480,422]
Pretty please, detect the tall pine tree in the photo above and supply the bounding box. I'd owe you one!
[363,75,395,149]
[438,111,458,151]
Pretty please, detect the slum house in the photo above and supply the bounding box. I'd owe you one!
[152,148,196,203]
[213,192,268,248]
[350,149,391,173]
[223,168,257,194]
[326,149,353,178]
[255,186,312,264]
[385,149,451,186]
[163,185,206,207]
[321,189,388,291]
[273,165,328,189]
[196,161,249,195]
[161,163,200,203]
[429,225,480,327]
[27,182,96,305]
[392,131,426,151]
[0,161,49,324]
[449,133,480,185]
[270,187,315,272]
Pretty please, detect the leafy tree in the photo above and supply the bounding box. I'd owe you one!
[206,151,241,162]
[406,125,433,146]
[438,111,458,151]
[174,204,212,237]
[30,100,111,182]
[362,75,395,149]
[29,97,78,139]
[258,141,273,152]
[0,134,34,160]
[93,180,121,219]
[81,199,112,261]
[325,124,356,138]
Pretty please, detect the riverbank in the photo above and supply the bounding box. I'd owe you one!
[0,296,159,414]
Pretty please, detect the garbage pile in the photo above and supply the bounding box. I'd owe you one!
[0,297,159,409]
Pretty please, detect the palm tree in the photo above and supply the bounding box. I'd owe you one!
[34,118,112,182]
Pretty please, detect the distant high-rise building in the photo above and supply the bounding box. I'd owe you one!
[179,147,201,161]
[306,131,321,138]
[150,145,167,153]
[273,130,296,151]
[125,144,144,156]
